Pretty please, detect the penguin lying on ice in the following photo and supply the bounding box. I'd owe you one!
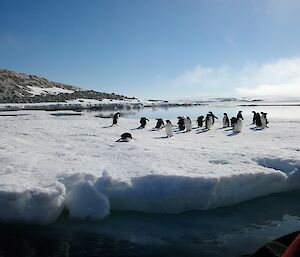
[116,132,133,142]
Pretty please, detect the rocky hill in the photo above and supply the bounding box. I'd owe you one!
[0,70,132,103]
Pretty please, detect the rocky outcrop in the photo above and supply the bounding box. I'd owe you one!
[0,70,133,103]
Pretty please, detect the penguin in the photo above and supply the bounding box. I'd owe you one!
[237,111,244,120]
[252,111,257,124]
[230,117,237,127]
[209,111,218,124]
[177,116,185,131]
[139,117,149,128]
[234,118,243,133]
[205,114,213,130]
[185,117,192,132]
[222,113,230,128]
[116,132,133,142]
[197,116,204,128]
[165,120,173,137]
[255,113,262,127]
[261,112,268,128]
[112,112,121,126]
[154,118,165,129]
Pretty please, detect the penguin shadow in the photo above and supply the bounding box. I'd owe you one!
[150,128,164,131]
[216,127,229,130]
[224,128,234,131]
[250,127,264,131]
[196,128,210,134]
[154,136,171,139]
[102,125,114,128]
[131,127,145,130]
[227,131,240,136]
[176,130,190,134]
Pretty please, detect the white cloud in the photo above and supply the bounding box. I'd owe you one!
[168,57,300,98]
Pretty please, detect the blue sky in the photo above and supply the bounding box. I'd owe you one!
[1,0,300,99]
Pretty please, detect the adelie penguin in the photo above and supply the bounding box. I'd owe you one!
[252,111,257,124]
[261,112,268,128]
[222,113,230,128]
[230,117,237,128]
[165,120,173,137]
[197,116,204,128]
[139,117,149,128]
[177,116,185,131]
[234,118,243,133]
[154,118,165,129]
[237,111,244,120]
[112,112,121,126]
[255,112,262,127]
[116,132,133,142]
[209,111,218,124]
[205,113,213,130]
[185,117,192,132]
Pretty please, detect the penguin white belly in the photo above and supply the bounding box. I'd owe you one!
[185,121,192,131]
[222,117,227,128]
[165,124,173,137]
[207,117,213,129]
[261,117,267,128]
[234,118,242,132]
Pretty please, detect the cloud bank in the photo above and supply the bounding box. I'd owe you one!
[169,57,300,98]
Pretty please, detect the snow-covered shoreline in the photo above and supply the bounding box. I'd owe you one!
[0,111,299,224]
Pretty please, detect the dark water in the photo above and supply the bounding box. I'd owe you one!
[1,190,300,257]
[88,104,300,121]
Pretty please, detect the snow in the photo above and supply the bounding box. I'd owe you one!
[27,85,75,96]
[0,110,299,223]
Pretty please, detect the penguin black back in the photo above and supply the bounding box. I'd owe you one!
[197,116,204,127]
[177,116,185,130]
[116,132,133,142]
[112,112,121,125]
[155,118,164,129]
[139,117,149,128]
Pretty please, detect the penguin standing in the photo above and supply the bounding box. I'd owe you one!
[261,112,268,128]
[139,117,149,128]
[116,132,133,142]
[155,118,165,129]
[234,118,243,133]
[177,116,185,131]
[209,111,218,124]
[255,113,262,127]
[165,120,173,137]
[185,117,192,132]
[222,113,230,128]
[197,116,204,127]
[252,111,257,124]
[230,117,237,127]
[205,114,213,130]
[237,111,244,120]
[112,112,121,126]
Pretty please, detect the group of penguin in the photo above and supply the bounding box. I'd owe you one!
[113,110,269,142]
